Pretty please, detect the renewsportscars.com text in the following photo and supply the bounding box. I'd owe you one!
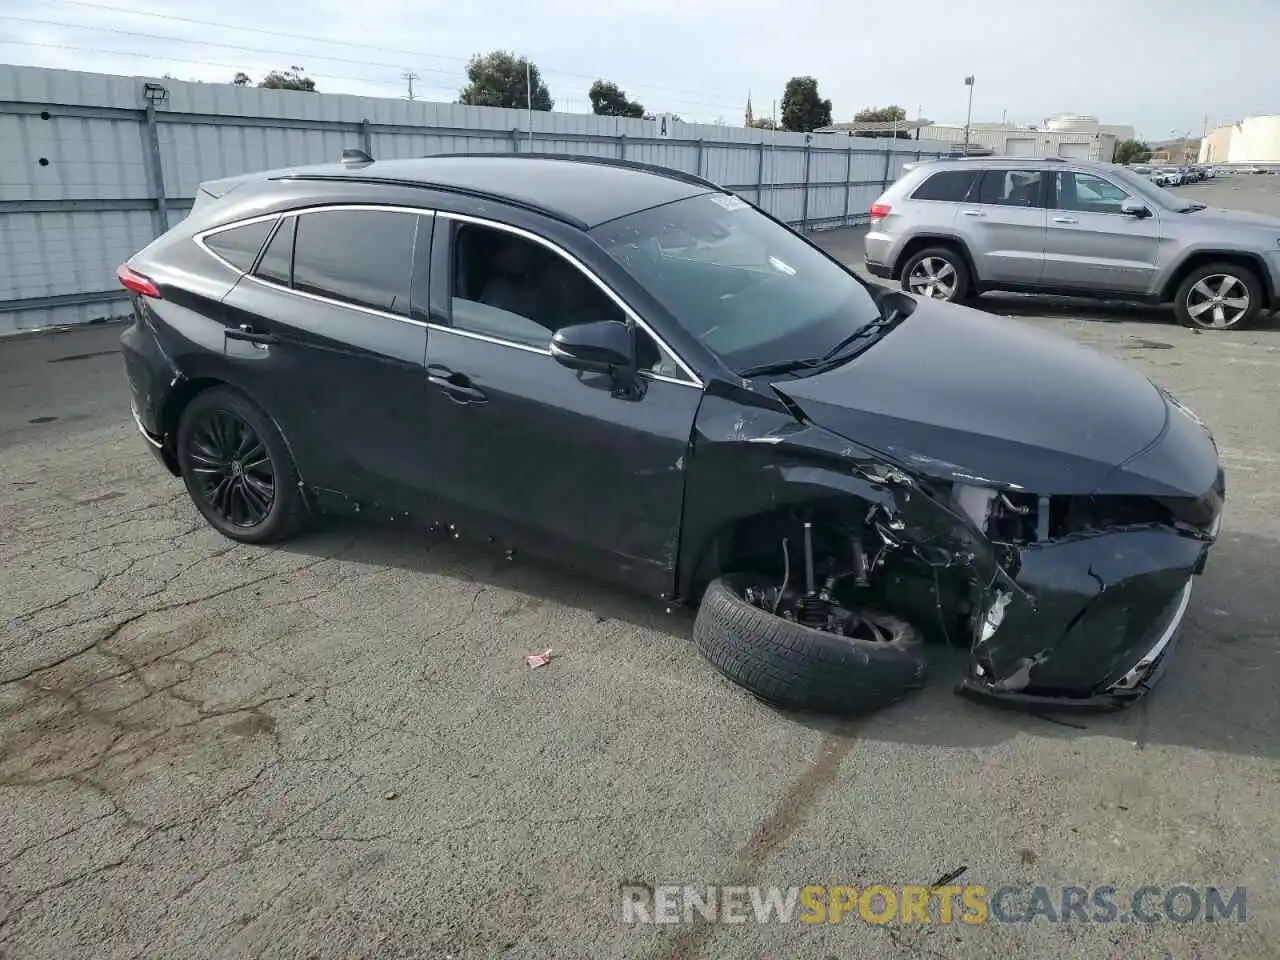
[621,884,1247,925]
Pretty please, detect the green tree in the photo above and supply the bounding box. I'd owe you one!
[259,66,316,91]
[1114,138,1152,164]
[589,79,644,117]
[459,51,553,110]
[232,72,251,86]
[853,104,912,139]
[780,76,832,133]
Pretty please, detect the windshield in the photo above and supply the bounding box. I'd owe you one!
[1109,166,1200,212]
[590,194,882,374]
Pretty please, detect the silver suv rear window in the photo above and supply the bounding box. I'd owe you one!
[910,169,979,202]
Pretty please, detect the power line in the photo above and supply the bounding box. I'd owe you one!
[0,16,471,84]
[39,0,747,113]
[0,39,407,91]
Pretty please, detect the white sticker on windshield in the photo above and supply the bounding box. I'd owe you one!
[769,256,797,276]
[711,194,748,212]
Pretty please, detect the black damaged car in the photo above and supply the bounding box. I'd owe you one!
[118,153,1225,715]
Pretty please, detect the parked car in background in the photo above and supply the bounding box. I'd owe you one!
[1130,164,1153,178]
[864,155,1280,330]
[1155,167,1183,186]
[116,152,1224,715]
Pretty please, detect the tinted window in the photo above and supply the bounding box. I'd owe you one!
[911,170,978,202]
[292,210,417,315]
[204,219,274,272]
[255,217,294,286]
[592,193,881,375]
[976,169,1043,207]
[1053,171,1131,214]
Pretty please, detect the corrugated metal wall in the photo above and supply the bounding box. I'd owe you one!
[0,65,949,334]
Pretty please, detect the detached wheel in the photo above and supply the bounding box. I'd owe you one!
[900,246,970,303]
[176,387,308,544]
[693,574,926,716]
[1174,263,1262,330]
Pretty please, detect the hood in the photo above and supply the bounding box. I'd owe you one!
[1183,206,1280,228]
[773,298,1173,495]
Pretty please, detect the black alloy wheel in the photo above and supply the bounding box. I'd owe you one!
[187,409,276,527]
[176,387,308,544]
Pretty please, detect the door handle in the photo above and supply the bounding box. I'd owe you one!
[960,210,985,217]
[226,324,279,345]
[428,370,488,405]
[1052,216,1079,224]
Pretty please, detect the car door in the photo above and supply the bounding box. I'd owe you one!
[421,212,704,598]
[216,205,435,515]
[1040,170,1163,294]
[958,167,1048,285]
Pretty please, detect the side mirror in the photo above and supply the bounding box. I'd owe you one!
[1121,197,1150,218]
[551,320,635,377]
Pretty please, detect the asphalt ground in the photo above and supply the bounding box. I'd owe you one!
[2,175,1278,959]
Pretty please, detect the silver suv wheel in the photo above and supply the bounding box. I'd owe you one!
[906,257,958,300]
[1174,262,1263,331]
[1184,274,1250,328]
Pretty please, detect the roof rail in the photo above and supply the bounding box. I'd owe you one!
[340,148,374,165]
[267,174,587,229]
[420,151,725,193]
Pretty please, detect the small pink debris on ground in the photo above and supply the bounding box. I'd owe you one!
[525,649,554,668]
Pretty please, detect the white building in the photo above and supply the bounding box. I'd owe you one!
[1199,116,1280,166]
[916,120,1118,162]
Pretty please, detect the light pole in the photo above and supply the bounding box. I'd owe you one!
[962,76,975,154]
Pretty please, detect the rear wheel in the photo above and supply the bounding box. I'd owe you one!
[900,246,970,303]
[1174,263,1263,330]
[176,387,308,544]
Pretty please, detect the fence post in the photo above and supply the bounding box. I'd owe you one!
[142,99,169,236]
[881,139,894,191]
[511,127,521,153]
[618,134,627,160]
[696,138,705,178]
[800,136,812,231]
[359,118,372,156]
[843,145,854,226]
[756,140,767,207]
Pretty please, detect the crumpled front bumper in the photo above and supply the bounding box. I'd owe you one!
[958,527,1212,713]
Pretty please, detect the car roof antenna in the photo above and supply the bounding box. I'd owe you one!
[341,148,374,166]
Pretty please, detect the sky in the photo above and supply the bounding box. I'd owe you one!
[1,0,1277,140]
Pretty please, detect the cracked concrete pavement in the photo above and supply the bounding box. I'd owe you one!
[2,177,1278,958]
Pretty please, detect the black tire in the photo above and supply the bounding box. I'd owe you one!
[899,246,971,303]
[1173,262,1263,330]
[693,574,926,716]
[176,386,308,544]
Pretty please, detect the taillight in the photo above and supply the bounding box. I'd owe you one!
[116,263,161,299]
[869,203,892,221]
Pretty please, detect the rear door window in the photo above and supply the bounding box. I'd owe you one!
[910,170,979,202]
[291,209,418,316]
[976,169,1044,207]
[254,217,295,286]
[204,219,274,272]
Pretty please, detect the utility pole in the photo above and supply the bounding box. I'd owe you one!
[401,71,418,102]
[962,75,975,154]
[526,59,533,151]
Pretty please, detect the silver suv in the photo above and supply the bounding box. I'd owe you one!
[864,157,1280,329]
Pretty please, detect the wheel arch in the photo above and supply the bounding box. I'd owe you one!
[159,376,305,488]
[892,234,980,284]
[1161,251,1274,304]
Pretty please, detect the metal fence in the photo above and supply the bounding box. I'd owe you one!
[0,64,950,334]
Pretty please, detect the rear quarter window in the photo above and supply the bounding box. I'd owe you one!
[203,219,275,272]
[910,170,979,202]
